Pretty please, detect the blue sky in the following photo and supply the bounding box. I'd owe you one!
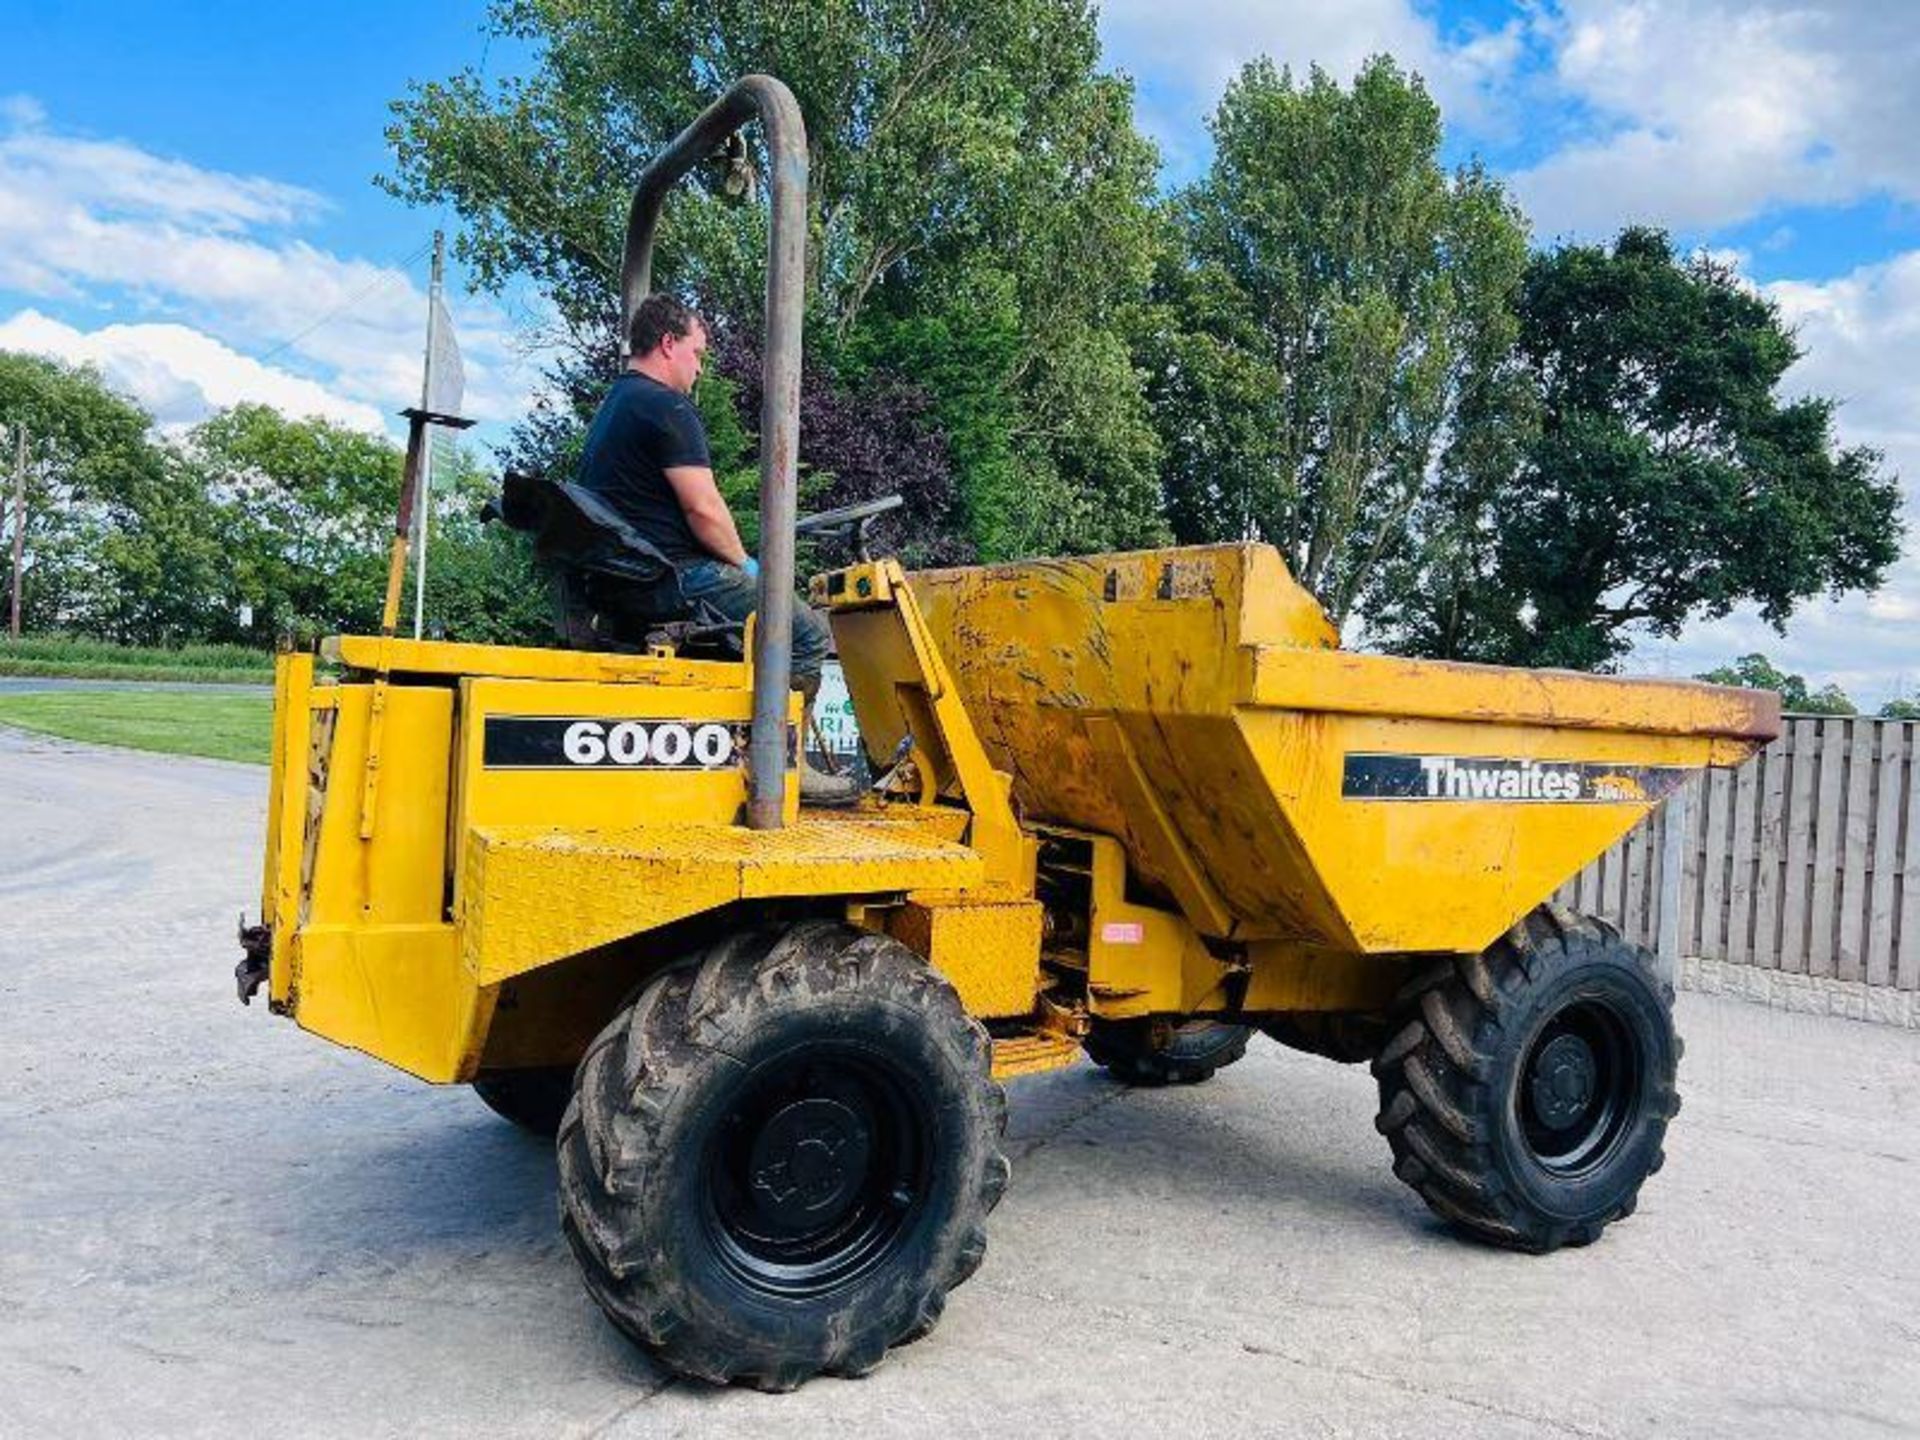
[4,0,1919,700]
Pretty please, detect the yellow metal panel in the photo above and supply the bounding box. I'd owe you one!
[455,677,782,839]
[1237,942,1402,1013]
[989,1030,1083,1080]
[1243,709,1728,954]
[260,652,292,920]
[1074,833,1237,1018]
[887,898,1044,1018]
[461,815,985,984]
[1082,714,1235,937]
[301,684,453,927]
[1244,645,1780,739]
[292,923,494,1082]
[263,652,313,1008]
[826,560,1034,894]
[907,546,1348,932]
[326,633,747,690]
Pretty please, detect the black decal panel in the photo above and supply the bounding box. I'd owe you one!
[483,717,753,771]
[1342,753,1690,804]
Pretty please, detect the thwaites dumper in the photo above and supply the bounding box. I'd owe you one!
[238,77,1781,1389]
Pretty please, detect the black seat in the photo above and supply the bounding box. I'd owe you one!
[482,471,742,655]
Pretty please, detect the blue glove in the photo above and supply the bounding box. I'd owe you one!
[739,556,761,580]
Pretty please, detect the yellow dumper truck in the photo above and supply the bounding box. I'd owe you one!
[237,77,1780,1389]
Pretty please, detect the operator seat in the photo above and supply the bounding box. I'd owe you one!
[482,470,743,657]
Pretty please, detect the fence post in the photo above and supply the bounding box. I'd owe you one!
[1656,780,1690,986]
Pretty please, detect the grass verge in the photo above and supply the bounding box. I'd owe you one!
[0,690,271,764]
[0,635,273,684]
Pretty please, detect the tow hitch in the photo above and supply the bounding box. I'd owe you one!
[236,916,271,1005]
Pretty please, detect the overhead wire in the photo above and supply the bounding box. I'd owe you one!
[253,235,436,368]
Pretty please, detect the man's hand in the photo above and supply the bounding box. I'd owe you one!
[663,464,750,566]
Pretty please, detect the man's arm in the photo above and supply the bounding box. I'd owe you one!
[664,465,750,566]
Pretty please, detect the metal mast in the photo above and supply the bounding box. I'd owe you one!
[411,231,446,639]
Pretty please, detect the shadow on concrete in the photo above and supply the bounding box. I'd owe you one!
[998,1060,1426,1242]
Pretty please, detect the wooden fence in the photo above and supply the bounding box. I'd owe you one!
[1553,715,1920,991]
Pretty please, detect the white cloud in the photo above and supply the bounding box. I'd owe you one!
[1102,0,1437,95]
[0,103,532,431]
[2,123,325,232]
[1514,0,1920,238]
[1097,0,1526,173]
[1096,0,1920,244]
[0,310,388,434]
[1632,248,1920,707]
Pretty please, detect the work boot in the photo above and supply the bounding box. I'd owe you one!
[799,699,860,807]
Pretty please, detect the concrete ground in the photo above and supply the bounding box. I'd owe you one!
[1,723,1916,1440]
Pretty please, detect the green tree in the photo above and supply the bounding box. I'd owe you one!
[1696,653,1856,716]
[1878,697,1920,721]
[383,0,1167,561]
[0,352,173,636]
[1148,56,1532,625]
[89,452,234,645]
[416,447,558,645]
[1391,230,1903,668]
[180,405,404,638]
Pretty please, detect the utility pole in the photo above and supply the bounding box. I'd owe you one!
[8,423,25,640]
[411,230,445,640]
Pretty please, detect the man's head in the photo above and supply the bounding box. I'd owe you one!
[628,294,708,394]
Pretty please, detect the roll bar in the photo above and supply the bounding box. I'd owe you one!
[620,74,806,830]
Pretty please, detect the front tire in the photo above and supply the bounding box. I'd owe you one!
[1373,906,1680,1253]
[557,921,1009,1390]
[1083,1018,1252,1086]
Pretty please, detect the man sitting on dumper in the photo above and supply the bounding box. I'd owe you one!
[574,293,857,806]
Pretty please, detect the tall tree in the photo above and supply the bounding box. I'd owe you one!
[1695,654,1856,716]
[1148,56,1533,624]
[384,0,1167,561]
[89,452,234,645]
[181,405,403,638]
[1380,229,1904,668]
[0,352,174,637]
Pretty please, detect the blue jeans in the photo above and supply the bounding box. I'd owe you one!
[679,560,832,690]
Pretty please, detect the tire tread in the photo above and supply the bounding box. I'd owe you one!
[558,922,1008,1387]
[1373,905,1678,1253]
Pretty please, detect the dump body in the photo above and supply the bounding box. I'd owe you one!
[905,544,1780,957]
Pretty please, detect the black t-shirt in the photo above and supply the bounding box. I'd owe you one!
[574,371,712,565]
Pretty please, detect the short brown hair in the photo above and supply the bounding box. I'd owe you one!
[629,294,702,357]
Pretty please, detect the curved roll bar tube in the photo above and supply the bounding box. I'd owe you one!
[620,74,806,830]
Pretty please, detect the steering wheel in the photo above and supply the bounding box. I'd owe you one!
[793,494,904,560]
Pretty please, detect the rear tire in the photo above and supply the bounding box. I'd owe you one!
[557,921,1009,1389]
[1084,1018,1252,1086]
[472,1067,573,1137]
[1373,906,1680,1253]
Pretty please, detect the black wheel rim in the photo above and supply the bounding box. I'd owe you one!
[704,1041,929,1300]
[1516,996,1642,1178]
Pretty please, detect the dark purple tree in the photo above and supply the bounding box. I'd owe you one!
[710,325,971,568]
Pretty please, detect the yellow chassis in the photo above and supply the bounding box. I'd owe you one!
[256,549,1774,1087]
